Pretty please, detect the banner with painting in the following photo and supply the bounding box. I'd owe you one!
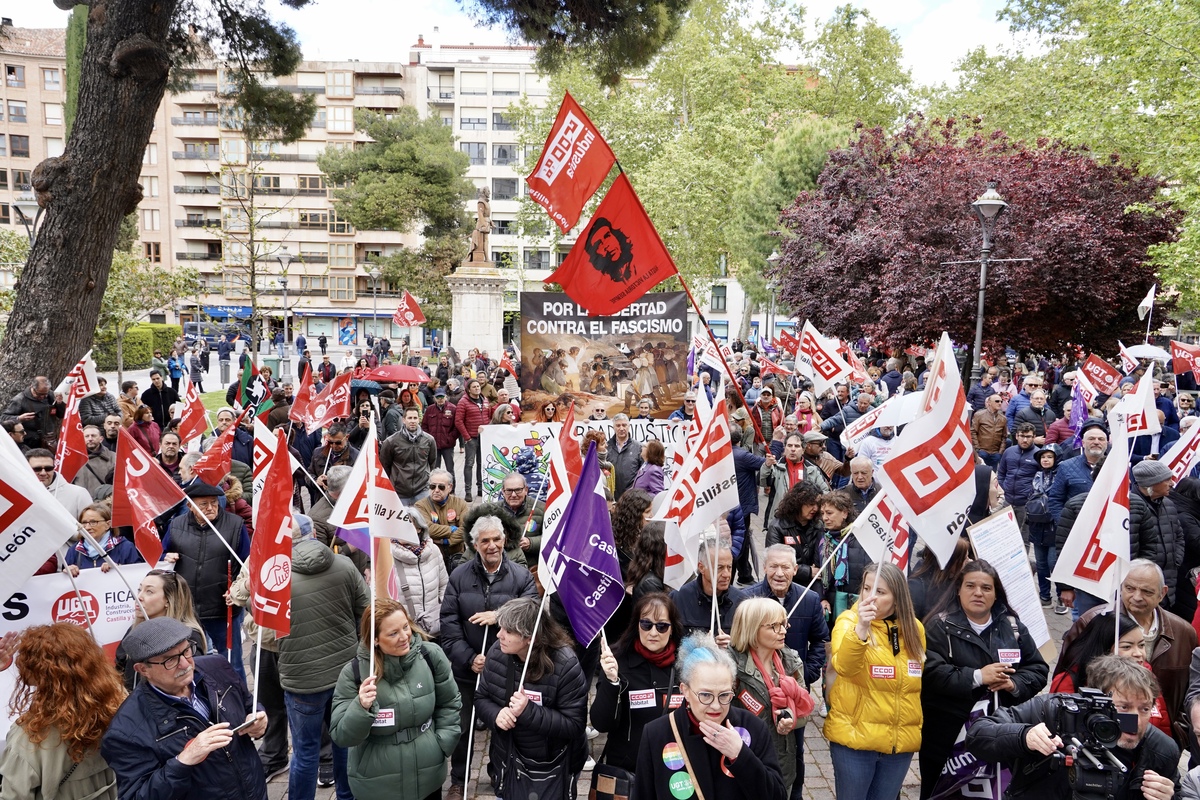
[479,419,685,502]
[517,291,690,421]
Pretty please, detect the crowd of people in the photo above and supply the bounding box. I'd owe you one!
[6,340,1200,800]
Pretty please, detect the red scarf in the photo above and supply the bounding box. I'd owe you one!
[634,639,676,669]
[750,649,807,719]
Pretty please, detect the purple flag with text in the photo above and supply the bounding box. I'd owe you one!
[540,442,623,646]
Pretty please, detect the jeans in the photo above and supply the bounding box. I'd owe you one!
[1033,543,1057,599]
[256,649,289,769]
[200,610,245,683]
[978,450,1001,469]
[450,677,477,784]
[397,489,431,506]
[1072,589,1106,621]
[284,688,352,800]
[829,741,914,800]
[789,727,806,800]
[436,446,456,479]
[464,437,482,497]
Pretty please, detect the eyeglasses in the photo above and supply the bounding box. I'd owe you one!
[502,487,526,496]
[693,690,736,707]
[11,429,24,435]
[30,465,54,473]
[761,621,790,634]
[429,483,449,491]
[81,519,109,527]
[639,619,672,633]
[144,641,199,670]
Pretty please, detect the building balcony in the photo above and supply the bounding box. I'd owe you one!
[357,86,404,97]
[427,88,454,102]
[171,116,219,125]
[174,185,221,194]
[175,219,222,228]
[177,252,224,261]
[173,150,219,160]
[186,82,218,92]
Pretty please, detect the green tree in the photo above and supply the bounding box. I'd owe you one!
[64,6,86,138]
[98,249,200,381]
[805,6,913,128]
[317,108,474,330]
[0,231,31,325]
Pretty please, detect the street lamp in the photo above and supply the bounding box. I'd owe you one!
[12,199,41,245]
[969,182,1008,385]
[369,268,381,339]
[277,247,293,376]
[765,250,781,346]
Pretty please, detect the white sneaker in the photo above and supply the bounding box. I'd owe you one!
[583,756,596,771]
[586,725,599,740]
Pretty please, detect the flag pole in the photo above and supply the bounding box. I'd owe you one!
[1145,306,1154,345]
[369,538,377,680]
[60,548,99,643]
[251,626,264,711]
[76,524,149,620]
[464,627,489,797]
[517,591,551,691]
[787,525,856,618]
[709,534,719,638]
[184,496,246,567]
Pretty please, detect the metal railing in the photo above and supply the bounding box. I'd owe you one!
[174,185,221,194]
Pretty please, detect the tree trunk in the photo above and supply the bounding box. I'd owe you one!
[0,0,176,398]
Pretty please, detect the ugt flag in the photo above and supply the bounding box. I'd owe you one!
[539,442,624,646]
[526,91,617,234]
[546,173,679,317]
[1080,354,1122,396]
[111,426,186,565]
[393,290,426,326]
[248,429,294,635]
[1171,340,1200,375]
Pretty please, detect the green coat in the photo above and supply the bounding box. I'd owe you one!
[330,641,462,800]
[730,646,803,792]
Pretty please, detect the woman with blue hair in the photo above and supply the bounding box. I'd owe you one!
[631,633,785,800]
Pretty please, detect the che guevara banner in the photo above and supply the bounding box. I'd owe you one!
[546,173,679,316]
[526,91,617,234]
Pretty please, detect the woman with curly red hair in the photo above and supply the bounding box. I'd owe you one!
[0,623,126,799]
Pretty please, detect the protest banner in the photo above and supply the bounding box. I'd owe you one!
[480,419,685,502]
[517,291,689,421]
[967,508,1051,650]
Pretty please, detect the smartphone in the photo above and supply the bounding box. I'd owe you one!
[230,716,257,734]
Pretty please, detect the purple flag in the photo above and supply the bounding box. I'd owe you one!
[542,443,623,646]
[686,343,696,379]
[336,525,371,553]
[1069,379,1089,447]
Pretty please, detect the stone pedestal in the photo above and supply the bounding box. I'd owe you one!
[446,262,508,357]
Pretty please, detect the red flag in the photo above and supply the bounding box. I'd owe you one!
[757,358,791,377]
[392,290,426,326]
[1080,354,1122,396]
[248,429,294,635]
[559,403,584,490]
[1171,340,1200,375]
[55,391,88,482]
[546,173,678,316]
[177,374,209,444]
[289,366,316,425]
[192,408,248,486]
[304,372,353,434]
[777,329,800,355]
[111,426,186,565]
[498,352,517,376]
[526,91,617,234]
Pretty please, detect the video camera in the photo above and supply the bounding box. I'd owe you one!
[1044,688,1139,800]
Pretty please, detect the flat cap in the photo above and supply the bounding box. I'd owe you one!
[123,617,193,664]
[184,481,223,498]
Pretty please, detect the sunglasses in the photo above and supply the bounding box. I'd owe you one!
[30,465,54,472]
[429,483,449,490]
[639,619,672,633]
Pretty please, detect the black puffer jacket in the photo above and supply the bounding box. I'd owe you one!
[475,641,588,781]
[461,502,530,566]
[590,644,680,772]
[765,515,824,589]
[1129,489,1185,605]
[1169,478,1200,620]
[921,603,1049,799]
[439,555,538,682]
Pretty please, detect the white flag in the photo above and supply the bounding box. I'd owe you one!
[797,320,852,396]
[1051,426,1130,597]
[876,332,975,568]
[1108,371,1160,438]
[54,350,100,399]
[1075,372,1099,410]
[1117,341,1139,374]
[1138,285,1156,321]
[539,426,573,594]
[849,490,913,574]
[328,424,419,544]
[0,422,79,588]
[1163,420,1200,485]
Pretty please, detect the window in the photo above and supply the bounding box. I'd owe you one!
[493,73,520,96]
[492,251,514,268]
[253,174,281,193]
[328,211,353,235]
[221,138,245,164]
[460,72,486,95]
[710,285,727,312]
[330,275,355,300]
[143,143,158,165]
[12,170,31,191]
[7,102,26,123]
[440,115,452,127]
[45,137,63,157]
[5,65,24,89]
[0,171,7,188]
[224,208,249,232]
[141,175,160,197]
[222,170,249,198]
[524,250,550,270]
[0,203,10,225]
[328,243,353,267]
[299,211,328,229]
[709,321,729,340]
[459,109,487,131]
[44,103,62,125]
[143,242,162,263]
[460,142,485,165]
[492,179,518,201]
[327,105,354,133]
[141,209,161,231]
[493,143,517,166]
[250,140,279,158]
[493,112,515,131]
[491,219,514,235]
[0,138,5,157]
[43,68,60,91]
[326,71,353,98]
[206,242,223,258]
[300,276,328,292]
[223,271,250,298]
[298,175,326,195]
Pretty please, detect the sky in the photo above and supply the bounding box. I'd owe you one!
[12,0,1022,87]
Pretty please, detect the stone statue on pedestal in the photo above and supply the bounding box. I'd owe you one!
[466,187,491,264]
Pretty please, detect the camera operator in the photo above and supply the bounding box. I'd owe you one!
[967,655,1178,800]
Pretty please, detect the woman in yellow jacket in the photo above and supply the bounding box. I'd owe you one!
[824,562,925,800]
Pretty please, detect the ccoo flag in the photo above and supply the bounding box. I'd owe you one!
[526,91,617,234]
[0,422,79,589]
[546,173,679,317]
[539,442,624,646]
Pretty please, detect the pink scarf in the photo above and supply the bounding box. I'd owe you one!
[750,649,807,719]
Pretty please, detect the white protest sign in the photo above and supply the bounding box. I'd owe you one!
[967,508,1050,648]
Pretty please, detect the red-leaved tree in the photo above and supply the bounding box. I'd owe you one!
[773,117,1180,355]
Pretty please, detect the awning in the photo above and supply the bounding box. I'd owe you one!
[204,305,252,318]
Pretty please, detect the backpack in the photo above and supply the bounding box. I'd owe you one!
[1026,468,1056,523]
